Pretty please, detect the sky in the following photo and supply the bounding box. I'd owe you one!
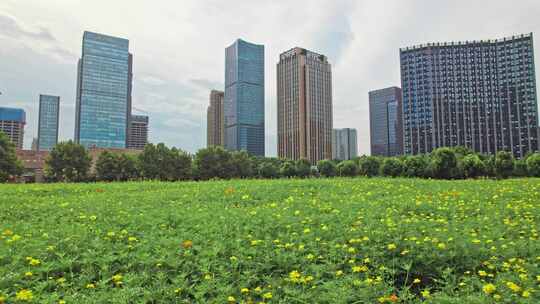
[1,0,539,156]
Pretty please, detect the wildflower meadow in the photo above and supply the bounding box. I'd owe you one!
[1,177,539,303]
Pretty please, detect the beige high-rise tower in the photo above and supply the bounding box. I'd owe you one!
[207,90,225,147]
[277,47,333,163]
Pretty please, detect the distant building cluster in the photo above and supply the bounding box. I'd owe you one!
[369,33,539,159]
[2,30,539,175]
[1,31,149,156]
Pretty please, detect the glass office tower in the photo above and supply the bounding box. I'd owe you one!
[400,33,538,158]
[37,94,60,151]
[369,87,403,156]
[224,39,265,156]
[75,31,132,149]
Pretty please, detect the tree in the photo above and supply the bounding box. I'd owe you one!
[96,151,119,181]
[0,131,23,182]
[117,153,139,181]
[280,161,297,178]
[317,160,337,177]
[494,151,514,179]
[45,141,91,182]
[431,147,457,179]
[295,159,312,178]
[230,151,254,178]
[258,161,279,179]
[357,156,380,177]
[460,154,486,178]
[194,146,233,180]
[526,153,540,177]
[138,143,191,181]
[337,160,358,177]
[380,158,403,177]
[403,155,429,178]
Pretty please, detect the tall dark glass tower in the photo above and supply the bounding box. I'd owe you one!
[75,31,132,149]
[224,39,265,156]
[369,87,403,156]
[37,94,60,151]
[400,33,538,158]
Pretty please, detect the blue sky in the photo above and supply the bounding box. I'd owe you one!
[1,0,539,155]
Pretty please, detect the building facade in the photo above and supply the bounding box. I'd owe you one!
[0,107,25,149]
[332,128,358,160]
[224,39,265,156]
[277,47,333,163]
[37,94,60,151]
[127,115,149,150]
[75,31,132,149]
[400,33,539,158]
[369,87,403,156]
[207,90,225,147]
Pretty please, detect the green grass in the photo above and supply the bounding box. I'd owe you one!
[1,178,539,303]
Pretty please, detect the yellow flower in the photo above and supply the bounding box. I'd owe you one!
[59,300,66,304]
[128,236,137,242]
[352,265,368,273]
[478,270,487,277]
[227,296,236,302]
[335,270,343,277]
[240,288,249,294]
[24,272,33,278]
[483,283,496,294]
[421,289,431,298]
[262,292,272,299]
[86,283,95,289]
[506,281,521,293]
[413,278,421,284]
[28,258,41,266]
[387,243,397,250]
[16,289,33,301]
[522,290,530,298]
[181,240,193,249]
[437,243,446,249]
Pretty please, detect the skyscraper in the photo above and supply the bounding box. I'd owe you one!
[127,115,149,150]
[400,33,539,158]
[0,107,25,149]
[277,47,333,163]
[369,87,403,156]
[207,90,225,147]
[332,128,358,160]
[75,31,132,149]
[37,94,60,151]
[224,39,265,156]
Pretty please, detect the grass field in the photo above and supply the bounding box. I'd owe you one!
[1,178,539,303]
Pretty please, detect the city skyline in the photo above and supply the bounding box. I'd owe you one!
[1,1,540,155]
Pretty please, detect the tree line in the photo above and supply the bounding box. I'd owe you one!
[1,130,540,183]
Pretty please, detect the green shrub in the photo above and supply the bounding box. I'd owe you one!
[494,151,514,179]
[526,153,540,177]
[295,159,312,178]
[431,147,457,179]
[337,160,358,177]
[460,154,486,178]
[317,160,337,177]
[258,162,279,179]
[280,161,297,178]
[357,156,380,177]
[193,146,232,180]
[45,141,91,182]
[402,155,429,178]
[380,158,403,177]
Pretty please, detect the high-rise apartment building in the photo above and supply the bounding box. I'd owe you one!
[37,94,60,151]
[400,33,539,158]
[332,128,358,160]
[0,107,25,149]
[369,87,403,156]
[224,39,265,156]
[207,90,225,147]
[277,47,333,163]
[75,31,132,149]
[127,115,148,150]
